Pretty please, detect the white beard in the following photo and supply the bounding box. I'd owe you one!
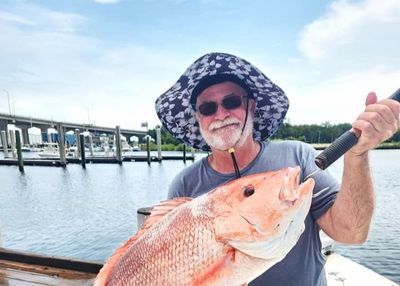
[199,113,254,151]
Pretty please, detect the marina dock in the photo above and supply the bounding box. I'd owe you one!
[0,153,195,167]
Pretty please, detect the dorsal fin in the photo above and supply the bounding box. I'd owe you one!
[142,197,192,229]
[93,197,192,286]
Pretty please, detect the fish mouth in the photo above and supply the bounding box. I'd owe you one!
[279,167,301,204]
[229,201,309,260]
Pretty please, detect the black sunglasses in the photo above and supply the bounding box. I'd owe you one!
[197,94,246,116]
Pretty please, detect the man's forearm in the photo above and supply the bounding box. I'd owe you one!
[318,152,375,244]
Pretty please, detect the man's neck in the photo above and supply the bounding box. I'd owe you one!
[208,140,261,174]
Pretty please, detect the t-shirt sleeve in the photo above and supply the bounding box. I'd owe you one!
[301,143,340,221]
[167,172,186,199]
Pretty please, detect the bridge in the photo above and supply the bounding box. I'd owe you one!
[0,112,148,145]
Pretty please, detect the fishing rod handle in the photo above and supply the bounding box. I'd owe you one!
[315,88,400,170]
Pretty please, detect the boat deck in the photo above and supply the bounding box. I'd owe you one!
[1,248,397,286]
[0,248,101,286]
[0,259,96,285]
[325,253,397,286]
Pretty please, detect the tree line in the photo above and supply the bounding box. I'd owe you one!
[148,121,400,146]
[272,120,400,143]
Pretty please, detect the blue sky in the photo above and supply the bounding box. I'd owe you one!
[0,0,399,130]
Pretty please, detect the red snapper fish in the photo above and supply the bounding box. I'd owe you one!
[94,166,314,286]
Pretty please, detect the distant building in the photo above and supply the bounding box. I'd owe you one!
[65,130,76,146]
[28,127,42,145]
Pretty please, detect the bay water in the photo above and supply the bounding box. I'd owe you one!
[0,149,399,283]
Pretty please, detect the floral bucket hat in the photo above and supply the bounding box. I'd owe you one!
[155,52,289,151]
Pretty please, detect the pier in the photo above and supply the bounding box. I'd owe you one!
[0,112,147,145]
[0,113,195,169]
[0,153,195,167]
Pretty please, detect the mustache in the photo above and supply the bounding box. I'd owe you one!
[208,117,241,131]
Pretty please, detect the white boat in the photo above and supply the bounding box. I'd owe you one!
[38,151,60,158]
[38,143,62,158]
[21,144,32,152]
[66,145,91,157]
[321,233,397,286]
[66,146,78,157]
[325,253,397,286]
[112,141,132,152]
[21,144,42,152]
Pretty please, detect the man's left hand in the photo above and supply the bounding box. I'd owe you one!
[350,91,400,156]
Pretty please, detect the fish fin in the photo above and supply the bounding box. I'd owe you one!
[94,197,192,286]
[192,247,236,286]
[141,197,192,230]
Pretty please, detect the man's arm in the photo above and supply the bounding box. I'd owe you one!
[317,92,399,244]
[317,152,374,243]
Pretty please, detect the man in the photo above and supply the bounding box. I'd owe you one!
[155,52,399,285]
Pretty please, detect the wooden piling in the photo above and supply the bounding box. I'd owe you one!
[115,126,122,165]
[15,130,24,172]
[183,144,186,164]
[156,127,162,161]
[146,135,150,165]
[1,130,9,158]
[79,134,86,169]
[57,124,66,167]
[89,135,94,157]
[9,130,16,158]
[75,129,81,158]
[22,127,30,145]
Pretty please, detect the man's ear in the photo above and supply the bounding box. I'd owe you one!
[250,99,256,114]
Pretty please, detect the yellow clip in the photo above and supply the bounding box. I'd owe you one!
[228,148,235,154]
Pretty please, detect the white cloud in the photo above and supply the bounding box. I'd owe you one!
[0,11,35,26]
[1,1,398,129]
[93,0,120,4]
[284,0,400,124]
[286,67,400,125]
[298,0,400,72]
[0,4,189,130]
[0,4,86,33]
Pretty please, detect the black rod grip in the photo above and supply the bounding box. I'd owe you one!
[315,88,400,170]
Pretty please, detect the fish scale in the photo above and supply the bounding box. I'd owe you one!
[109,204,224,285]
[94,167,314,286]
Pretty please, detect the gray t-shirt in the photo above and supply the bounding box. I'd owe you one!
[168,140,339,286]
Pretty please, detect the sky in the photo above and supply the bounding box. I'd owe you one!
[0,0,399,131]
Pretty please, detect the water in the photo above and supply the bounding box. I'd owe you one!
[0,150,399,283]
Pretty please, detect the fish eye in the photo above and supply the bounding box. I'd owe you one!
[243,185,255,197]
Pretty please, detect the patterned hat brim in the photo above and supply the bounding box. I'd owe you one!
[155,52,289,151]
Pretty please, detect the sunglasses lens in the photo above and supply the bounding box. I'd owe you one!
[222,95,243,110]
[199,102,218,116]
[198,95,244,116]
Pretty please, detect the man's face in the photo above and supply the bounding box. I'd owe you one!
[195,81,254,151]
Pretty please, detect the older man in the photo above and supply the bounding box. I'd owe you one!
[155,52,399,285]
